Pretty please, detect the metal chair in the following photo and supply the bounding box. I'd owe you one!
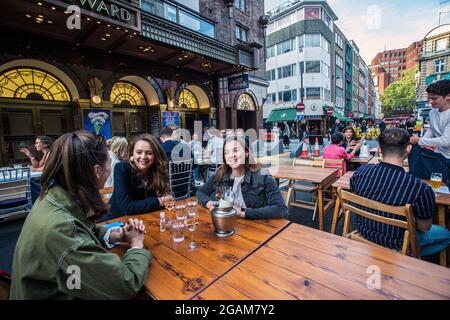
[169,160,193,200]
[0,167,32,222]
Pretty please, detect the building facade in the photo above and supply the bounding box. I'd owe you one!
[264,1,337,135]
[0,0,268,166]
[417,24,450,113]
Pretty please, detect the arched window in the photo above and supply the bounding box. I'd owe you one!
[0,68,71,101]
[178,89,198,109]
[237,93,256,111]
[110,81,146,106]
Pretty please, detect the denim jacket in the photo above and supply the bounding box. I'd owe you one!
[196,169,287,220]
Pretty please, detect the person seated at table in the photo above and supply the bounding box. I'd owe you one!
[10,131,151,299]
[323,132,361,175]
[350,128,450,257]
[341,126,360,155]
[105,136,128,189]
[108,134,173,219]
[20,136,53,172]
[196,137,287,220]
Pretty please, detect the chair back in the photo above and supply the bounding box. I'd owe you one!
[338,188,419,258]
[169,160,193,200]
[292,158,323,167]
[99,187,114,204]
[322,158,345,177]
[0,167,32,221]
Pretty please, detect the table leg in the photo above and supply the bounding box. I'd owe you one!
[318,186,324,231]
[331,187,340,235]
[437,204,447,267]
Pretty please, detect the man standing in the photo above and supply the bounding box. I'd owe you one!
[406,115,416,136]
[379,118,386,134]
[351,128,450,256]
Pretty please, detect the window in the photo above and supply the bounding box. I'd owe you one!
[266,69,276,81]
[324,88,331,100]
[435,59,446,73]
[278,89,297,102]
[336,54,343,68]
[174,0,199,11]
[306,88,321,100]
[322,38,330,53]
[237,94,256,111]
[179,89,199,109]
[179,10,214,37]
[305,61,320,73]
[235,25,248,43]
[322,10,332,28]
[277,64,297,79]
[277,38,295,55]
[436,38,447,52]
[0,68,71,101]
[234,0,246,12]
[266,93,277,103]
[266,45,275,59]
[305,34,320,47]
[111,82,146,106]
[322,62,330,78]
[305,7,320,20]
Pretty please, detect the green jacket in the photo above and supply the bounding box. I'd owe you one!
[10,184,152,300]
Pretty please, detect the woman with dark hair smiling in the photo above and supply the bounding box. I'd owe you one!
[10,131,151,299]
[196,137,287,220]
[108,133,173,218]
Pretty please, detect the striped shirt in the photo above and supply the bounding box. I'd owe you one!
[350,162,435,249]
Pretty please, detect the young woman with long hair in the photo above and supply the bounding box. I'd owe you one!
[10,131,151,299]
[196,137,287,220]
[108,134,172,218]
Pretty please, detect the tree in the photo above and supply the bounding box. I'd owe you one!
[381,69,416,115]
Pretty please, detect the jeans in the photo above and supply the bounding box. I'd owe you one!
[417,224,450,257]
[30,178,41,203]
[193,165,201,181]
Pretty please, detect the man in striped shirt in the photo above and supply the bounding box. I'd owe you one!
[350,128,450,256]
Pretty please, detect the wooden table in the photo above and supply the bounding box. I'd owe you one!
[269,165,338,231]
[331,172,450,266]
[348,156,373,164]
[195,224,450,300]
[106,205,290,300]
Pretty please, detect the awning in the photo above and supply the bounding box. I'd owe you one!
[330,109,352,122]
[265,108,297,123]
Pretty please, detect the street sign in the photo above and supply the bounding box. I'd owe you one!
[327,109,333,116]
[228,74,249,91]
[296,102,305,111]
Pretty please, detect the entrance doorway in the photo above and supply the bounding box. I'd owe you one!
[237,110,256,131]
[0,104,72,166]
[111,109,146,140]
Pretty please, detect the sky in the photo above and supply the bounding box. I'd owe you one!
[264,0,448,64]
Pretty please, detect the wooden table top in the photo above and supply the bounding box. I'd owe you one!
[107,204,290,300]
[195,223,450,300]
[268,165,338,184]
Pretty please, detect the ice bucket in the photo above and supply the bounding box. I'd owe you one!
[210,206,236,237]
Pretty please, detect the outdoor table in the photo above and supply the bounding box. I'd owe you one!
[347,156,373,164]
[105,203,290,300]
[269,165,338,231]
[195,223,450,300]
[331,171,450,266]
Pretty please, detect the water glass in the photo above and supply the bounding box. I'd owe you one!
[186,208,199,250]
[175,201,187,221]
[171,220,185,243]
[187,198,198,208]
[164,192,176,225]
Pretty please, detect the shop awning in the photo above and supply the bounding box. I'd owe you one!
[329,109,352,122]
[265,108,297,123]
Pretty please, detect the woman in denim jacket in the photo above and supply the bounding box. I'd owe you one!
[196,137,287,220]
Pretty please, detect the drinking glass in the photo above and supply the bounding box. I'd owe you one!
[187,197,198,208]
[430,172,443,189]
[175,200,187,221]
[185,208,199,250]
[171,220,185,243]
[164,192,176,226]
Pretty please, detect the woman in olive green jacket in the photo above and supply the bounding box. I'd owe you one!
[10,131,152,300]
